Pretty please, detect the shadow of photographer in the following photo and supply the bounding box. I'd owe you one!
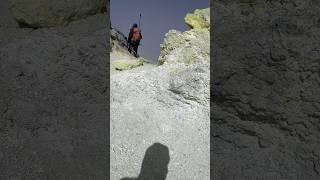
[120,142,170,180]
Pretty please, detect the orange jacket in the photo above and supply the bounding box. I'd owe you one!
[130,27,142,41]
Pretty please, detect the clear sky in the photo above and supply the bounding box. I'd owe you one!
[111,1,209,62]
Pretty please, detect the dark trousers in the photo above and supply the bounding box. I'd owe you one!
[128,40,140,57]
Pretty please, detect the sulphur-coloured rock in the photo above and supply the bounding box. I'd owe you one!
[158,29,209,66]
[184,8,210,30]
[159,8,210,65]
[112,59,144,71]
[11,0,107,28]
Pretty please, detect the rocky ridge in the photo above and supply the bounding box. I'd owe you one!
[110,25,148,72]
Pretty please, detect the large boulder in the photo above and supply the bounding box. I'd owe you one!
[10,0,106,28]
[158,29,209,65]
[184,8,210,30]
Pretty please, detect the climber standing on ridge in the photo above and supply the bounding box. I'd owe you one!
[127,23,142,58]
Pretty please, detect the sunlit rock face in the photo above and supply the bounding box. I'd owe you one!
[110,8,210,180]
[185,8,210,30]
[159,8,210,66]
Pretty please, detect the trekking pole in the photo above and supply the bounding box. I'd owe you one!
[138,13,142,28]
[139,13,142,47]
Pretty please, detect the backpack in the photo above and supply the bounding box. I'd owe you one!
[131,27,142,41]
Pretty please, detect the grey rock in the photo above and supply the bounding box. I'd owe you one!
[212,0,320,179]
[0,12,109,179]
[111,25,128,51]
[10,0,107,28]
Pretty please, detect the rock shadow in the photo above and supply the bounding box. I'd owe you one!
[120,142,170,180]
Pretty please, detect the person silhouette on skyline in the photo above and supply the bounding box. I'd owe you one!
[127,23,142,58]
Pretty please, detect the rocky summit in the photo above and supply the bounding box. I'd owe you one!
[110,8,210,179]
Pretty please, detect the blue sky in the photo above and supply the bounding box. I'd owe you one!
[111,0,209,62]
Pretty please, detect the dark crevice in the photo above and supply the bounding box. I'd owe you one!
[16,20,39,29]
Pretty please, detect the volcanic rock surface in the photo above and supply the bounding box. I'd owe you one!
[0,0,108,179]
[110,8,210,180]
[11,0,107,28]
[212,1,320,179]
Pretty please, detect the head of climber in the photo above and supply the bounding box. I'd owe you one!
[132,23,138,28]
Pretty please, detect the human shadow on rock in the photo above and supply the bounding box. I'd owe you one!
[120,142,170,180]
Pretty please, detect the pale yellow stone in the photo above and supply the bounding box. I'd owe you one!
[112,59,144,71]
[184,8,210,31]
